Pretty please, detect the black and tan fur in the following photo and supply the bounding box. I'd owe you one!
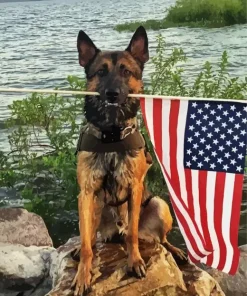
[72,26,187,296]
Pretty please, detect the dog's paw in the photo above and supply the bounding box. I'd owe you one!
[127,254,146,279]
[162,243,188,266]
[72,262,92,296]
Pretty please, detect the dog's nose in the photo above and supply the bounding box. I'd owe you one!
[105,88,120,102]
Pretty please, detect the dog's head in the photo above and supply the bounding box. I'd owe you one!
[77,26,149,129]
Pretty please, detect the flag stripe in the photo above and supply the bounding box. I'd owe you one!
[192,170,204,236]
[161,100,171,177]
[185,169,195,218]
[153,99,163,160]
[177,100,189,207]
[169,100,182,200]
[228,174,243,274]
[198,170,212,249]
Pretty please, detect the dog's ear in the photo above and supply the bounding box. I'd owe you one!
[126,26,149,64]
[77,30,100,67]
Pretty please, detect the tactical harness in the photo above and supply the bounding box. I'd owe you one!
[75,123,154,208]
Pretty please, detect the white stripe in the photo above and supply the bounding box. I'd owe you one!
[156,154,210,257]
[144,98,155,144]
[175,216,202,261]
[161,99,171,177]
[177,101,189,206]
[192,170,203,235]
[206,171,220,268]
[222,173,235,273]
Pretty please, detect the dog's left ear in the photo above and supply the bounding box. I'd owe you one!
[126,26,149,64]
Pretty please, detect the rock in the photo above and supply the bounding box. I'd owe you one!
[0,207,53,247]
[46,236,225,296]
[202,245,247,296]
[0,243,56,296]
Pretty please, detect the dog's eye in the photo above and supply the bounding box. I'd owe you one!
[97,69,105,77]
[123,69,131,77]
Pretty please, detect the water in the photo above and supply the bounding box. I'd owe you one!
[0,0,246,247]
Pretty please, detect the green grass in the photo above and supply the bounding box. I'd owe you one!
[114,0,247,32]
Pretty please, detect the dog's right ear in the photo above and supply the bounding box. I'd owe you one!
[77,30,100,67]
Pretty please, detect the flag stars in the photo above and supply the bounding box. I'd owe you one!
[236,166,242,172]
[212,151,217,157]
[192,156,198,161]
[185,101,246,174]
[217,158,223,164]
[224,152,230,158]
[186,161,192,167]
[223,164,229,171]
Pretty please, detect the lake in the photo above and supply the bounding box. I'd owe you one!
[0,0,246,248]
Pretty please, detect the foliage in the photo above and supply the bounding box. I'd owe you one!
[0,35,246,245]
[114,0,247,32]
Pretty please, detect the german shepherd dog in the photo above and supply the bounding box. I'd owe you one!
[72,26,187,295]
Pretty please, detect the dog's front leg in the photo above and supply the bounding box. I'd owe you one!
[126,181,146,278]
[72,189,95,296]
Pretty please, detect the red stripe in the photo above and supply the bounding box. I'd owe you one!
[169,100,182,199]
[198,170,213,250]
[185,169,195,218]
[228,174,243,274]
[213,172,227,270]
[153,98,163,160]
[170,197,207,258]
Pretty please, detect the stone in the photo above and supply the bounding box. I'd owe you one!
[0,243,56,296]
[0,207,53,247]
[202,245,247,296]
[46,236,225,296]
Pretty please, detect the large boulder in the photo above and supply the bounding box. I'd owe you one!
[0,243,55,296]
[46,236,225,296]
[202,245,247,296]
[0,207,53,247]
[0,207,55,296]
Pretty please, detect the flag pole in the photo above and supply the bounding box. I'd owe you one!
[0,87,246,104]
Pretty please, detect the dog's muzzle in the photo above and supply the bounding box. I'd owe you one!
[104,88,126,106]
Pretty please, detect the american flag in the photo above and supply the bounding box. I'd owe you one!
[140,97,247,275]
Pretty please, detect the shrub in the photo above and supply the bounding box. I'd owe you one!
[114,0,247,32]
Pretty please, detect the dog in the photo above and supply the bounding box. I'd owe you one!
[72,26,187,296]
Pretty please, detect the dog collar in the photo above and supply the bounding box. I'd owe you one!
[86,123,136,143]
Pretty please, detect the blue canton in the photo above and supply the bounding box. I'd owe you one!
[184,101,247,173]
